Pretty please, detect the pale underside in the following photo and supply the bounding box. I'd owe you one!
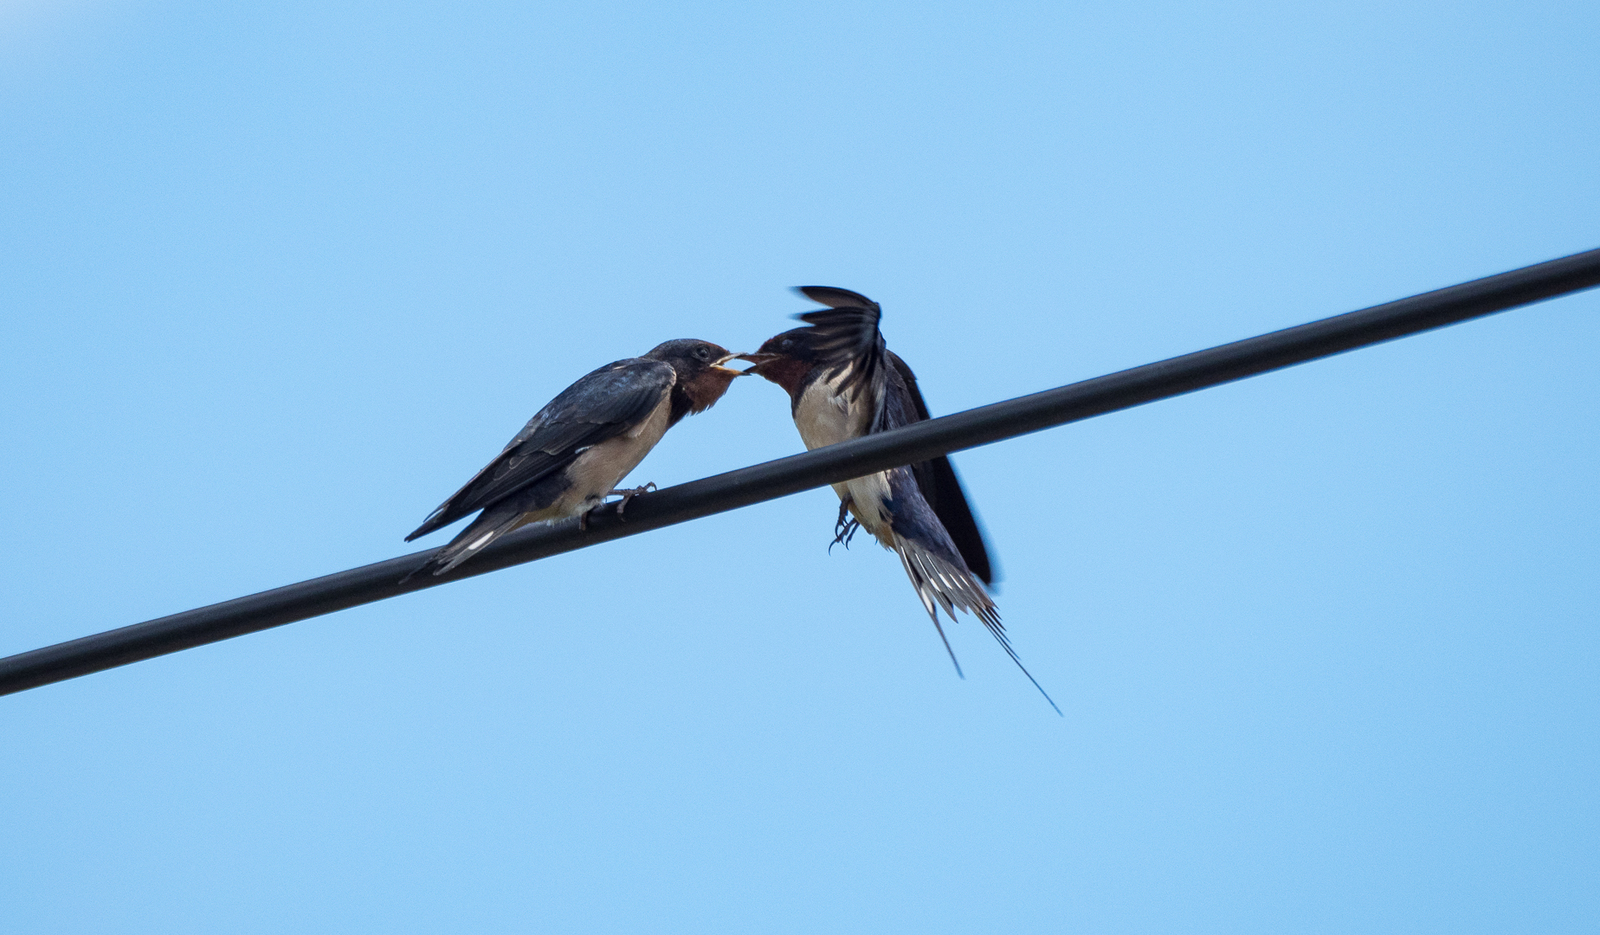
[459,393,674,552]
[792,372,895,547]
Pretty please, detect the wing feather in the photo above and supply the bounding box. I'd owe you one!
[884,351,997,586]
[793,286,888,427]
[405,359,674,541]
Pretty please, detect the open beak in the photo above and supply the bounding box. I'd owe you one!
[731,351,779,374]
[712,352,752,377]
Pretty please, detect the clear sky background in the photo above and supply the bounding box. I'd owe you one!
[2,1,1597,932]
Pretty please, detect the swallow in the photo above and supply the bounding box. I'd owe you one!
[404,339,745,580]
[740,287,1057,712]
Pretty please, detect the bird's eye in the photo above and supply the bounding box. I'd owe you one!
[780,338,794,349]
[694,345,711,360]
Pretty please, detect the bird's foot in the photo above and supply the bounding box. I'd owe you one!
[829,519,861,552]
[607,482,657,522]
[828,499,861,553]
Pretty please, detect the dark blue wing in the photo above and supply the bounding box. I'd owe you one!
[406,358,674,540]
[884,351,997,586]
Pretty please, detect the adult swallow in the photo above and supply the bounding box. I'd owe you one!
[740,287,1057,712]
[404,339,744,580]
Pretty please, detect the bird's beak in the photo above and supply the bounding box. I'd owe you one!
[712,352,751,377]
[732,352,779,373]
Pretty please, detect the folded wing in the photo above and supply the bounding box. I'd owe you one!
[405,359,675,541]
[884,351,997,587]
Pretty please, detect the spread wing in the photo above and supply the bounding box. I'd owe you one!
[886,350,998,586]
[405,358,675,541]
[793,285,889,429]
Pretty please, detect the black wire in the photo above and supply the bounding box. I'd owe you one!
[4,247,1598,697]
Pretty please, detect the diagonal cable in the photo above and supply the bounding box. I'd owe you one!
[3,247,1598,697]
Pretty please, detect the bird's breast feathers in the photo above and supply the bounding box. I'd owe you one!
[545,393,674,516]
[793,371,872,451]
[792,370,893,542]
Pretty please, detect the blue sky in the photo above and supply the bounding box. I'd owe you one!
[2,1,1597,932]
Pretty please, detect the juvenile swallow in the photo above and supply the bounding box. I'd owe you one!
[740,287,1057,711]
[404,339,744,579]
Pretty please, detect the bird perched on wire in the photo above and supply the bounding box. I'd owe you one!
[403,339,746,580]
[738,287,1056,712]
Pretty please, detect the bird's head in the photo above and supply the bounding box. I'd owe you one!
[734,328,818,394]
[644,338,746,415]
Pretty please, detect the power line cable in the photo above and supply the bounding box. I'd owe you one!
[3,247,1598,697]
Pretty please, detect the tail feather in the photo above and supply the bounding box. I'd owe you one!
[401,499,529,583]
[894,536,1061,716]
[895,547,965,679]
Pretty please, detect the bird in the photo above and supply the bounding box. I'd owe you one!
[739,287,1057,712]
[403,338,745,580]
